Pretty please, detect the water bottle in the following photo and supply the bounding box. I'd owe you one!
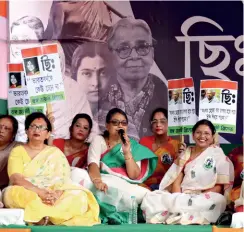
[128,196,138,224]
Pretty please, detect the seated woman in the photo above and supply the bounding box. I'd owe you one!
[141,119,234,225]
[3,112,100,226]
[0,115,20,207]
[72,108,157,224]
[52,113,92,168]
[140,108,179,190]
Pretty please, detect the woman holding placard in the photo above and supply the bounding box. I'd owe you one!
[139,108,180,191]
[141,119,234,225]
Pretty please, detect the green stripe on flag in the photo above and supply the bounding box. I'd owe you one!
[0,99,7,114]
[214,124,236,134]
[30,92,65,105]
[168,125,193,136]
[9,106,45,116]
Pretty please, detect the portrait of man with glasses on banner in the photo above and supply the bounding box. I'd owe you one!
[97,18,168,141]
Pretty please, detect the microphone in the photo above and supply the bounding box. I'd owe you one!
[118,129,126,144]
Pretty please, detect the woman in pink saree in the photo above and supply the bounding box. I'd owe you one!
[141,119,234,225]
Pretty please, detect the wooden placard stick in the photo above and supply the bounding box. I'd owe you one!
[214,132,219,146]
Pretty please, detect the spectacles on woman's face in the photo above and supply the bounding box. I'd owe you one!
[114,42,153,59]
[29,124,48,131]
[109,119,128,126]
[151,119,167,125]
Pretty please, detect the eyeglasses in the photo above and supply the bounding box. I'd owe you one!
[114,42,153,59]
[0,124,12,132]
[151,119,167,125]
[109,120,128,126]
[29,124,48,131]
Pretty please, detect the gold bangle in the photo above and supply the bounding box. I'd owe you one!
[124,156,133,161]
[92,177,102,183]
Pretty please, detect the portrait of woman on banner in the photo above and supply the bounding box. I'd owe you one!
[24,58,40,76]
[9,73,22,89]
[71,42,113,119]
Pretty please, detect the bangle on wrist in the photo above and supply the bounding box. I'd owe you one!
[92,177,102,183]
[124,155,133,161]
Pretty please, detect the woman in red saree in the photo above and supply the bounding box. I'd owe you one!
[140,108,180,190]
[52,114,92,168]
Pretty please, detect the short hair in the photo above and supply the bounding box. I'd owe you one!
[103,108,128,138]
[25,112,52,132]
[25,112,52,145]
[71,42,112,81]
[150,108,168,122]
[107,17,154,50]
[69,113,93,136]
[0,115,18,140]
[192,119,216,135]
[105,108,128,124]
[11,16,44,40]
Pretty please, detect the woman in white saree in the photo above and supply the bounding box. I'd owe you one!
[141,119,234,225]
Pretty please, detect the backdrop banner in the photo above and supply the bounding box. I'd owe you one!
[7,0,243,144]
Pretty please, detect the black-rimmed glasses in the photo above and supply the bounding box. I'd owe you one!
[109,120,128,126]
[114,42,153,59]
[29,124,48,131]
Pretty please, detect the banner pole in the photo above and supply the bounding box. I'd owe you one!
[214,132,219,146]
[180,134,184,144]
[46,102,54,145]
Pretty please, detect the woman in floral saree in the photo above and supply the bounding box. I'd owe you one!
[72,108,157,224]
[3,112,100,226]
[141,119,234,225]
